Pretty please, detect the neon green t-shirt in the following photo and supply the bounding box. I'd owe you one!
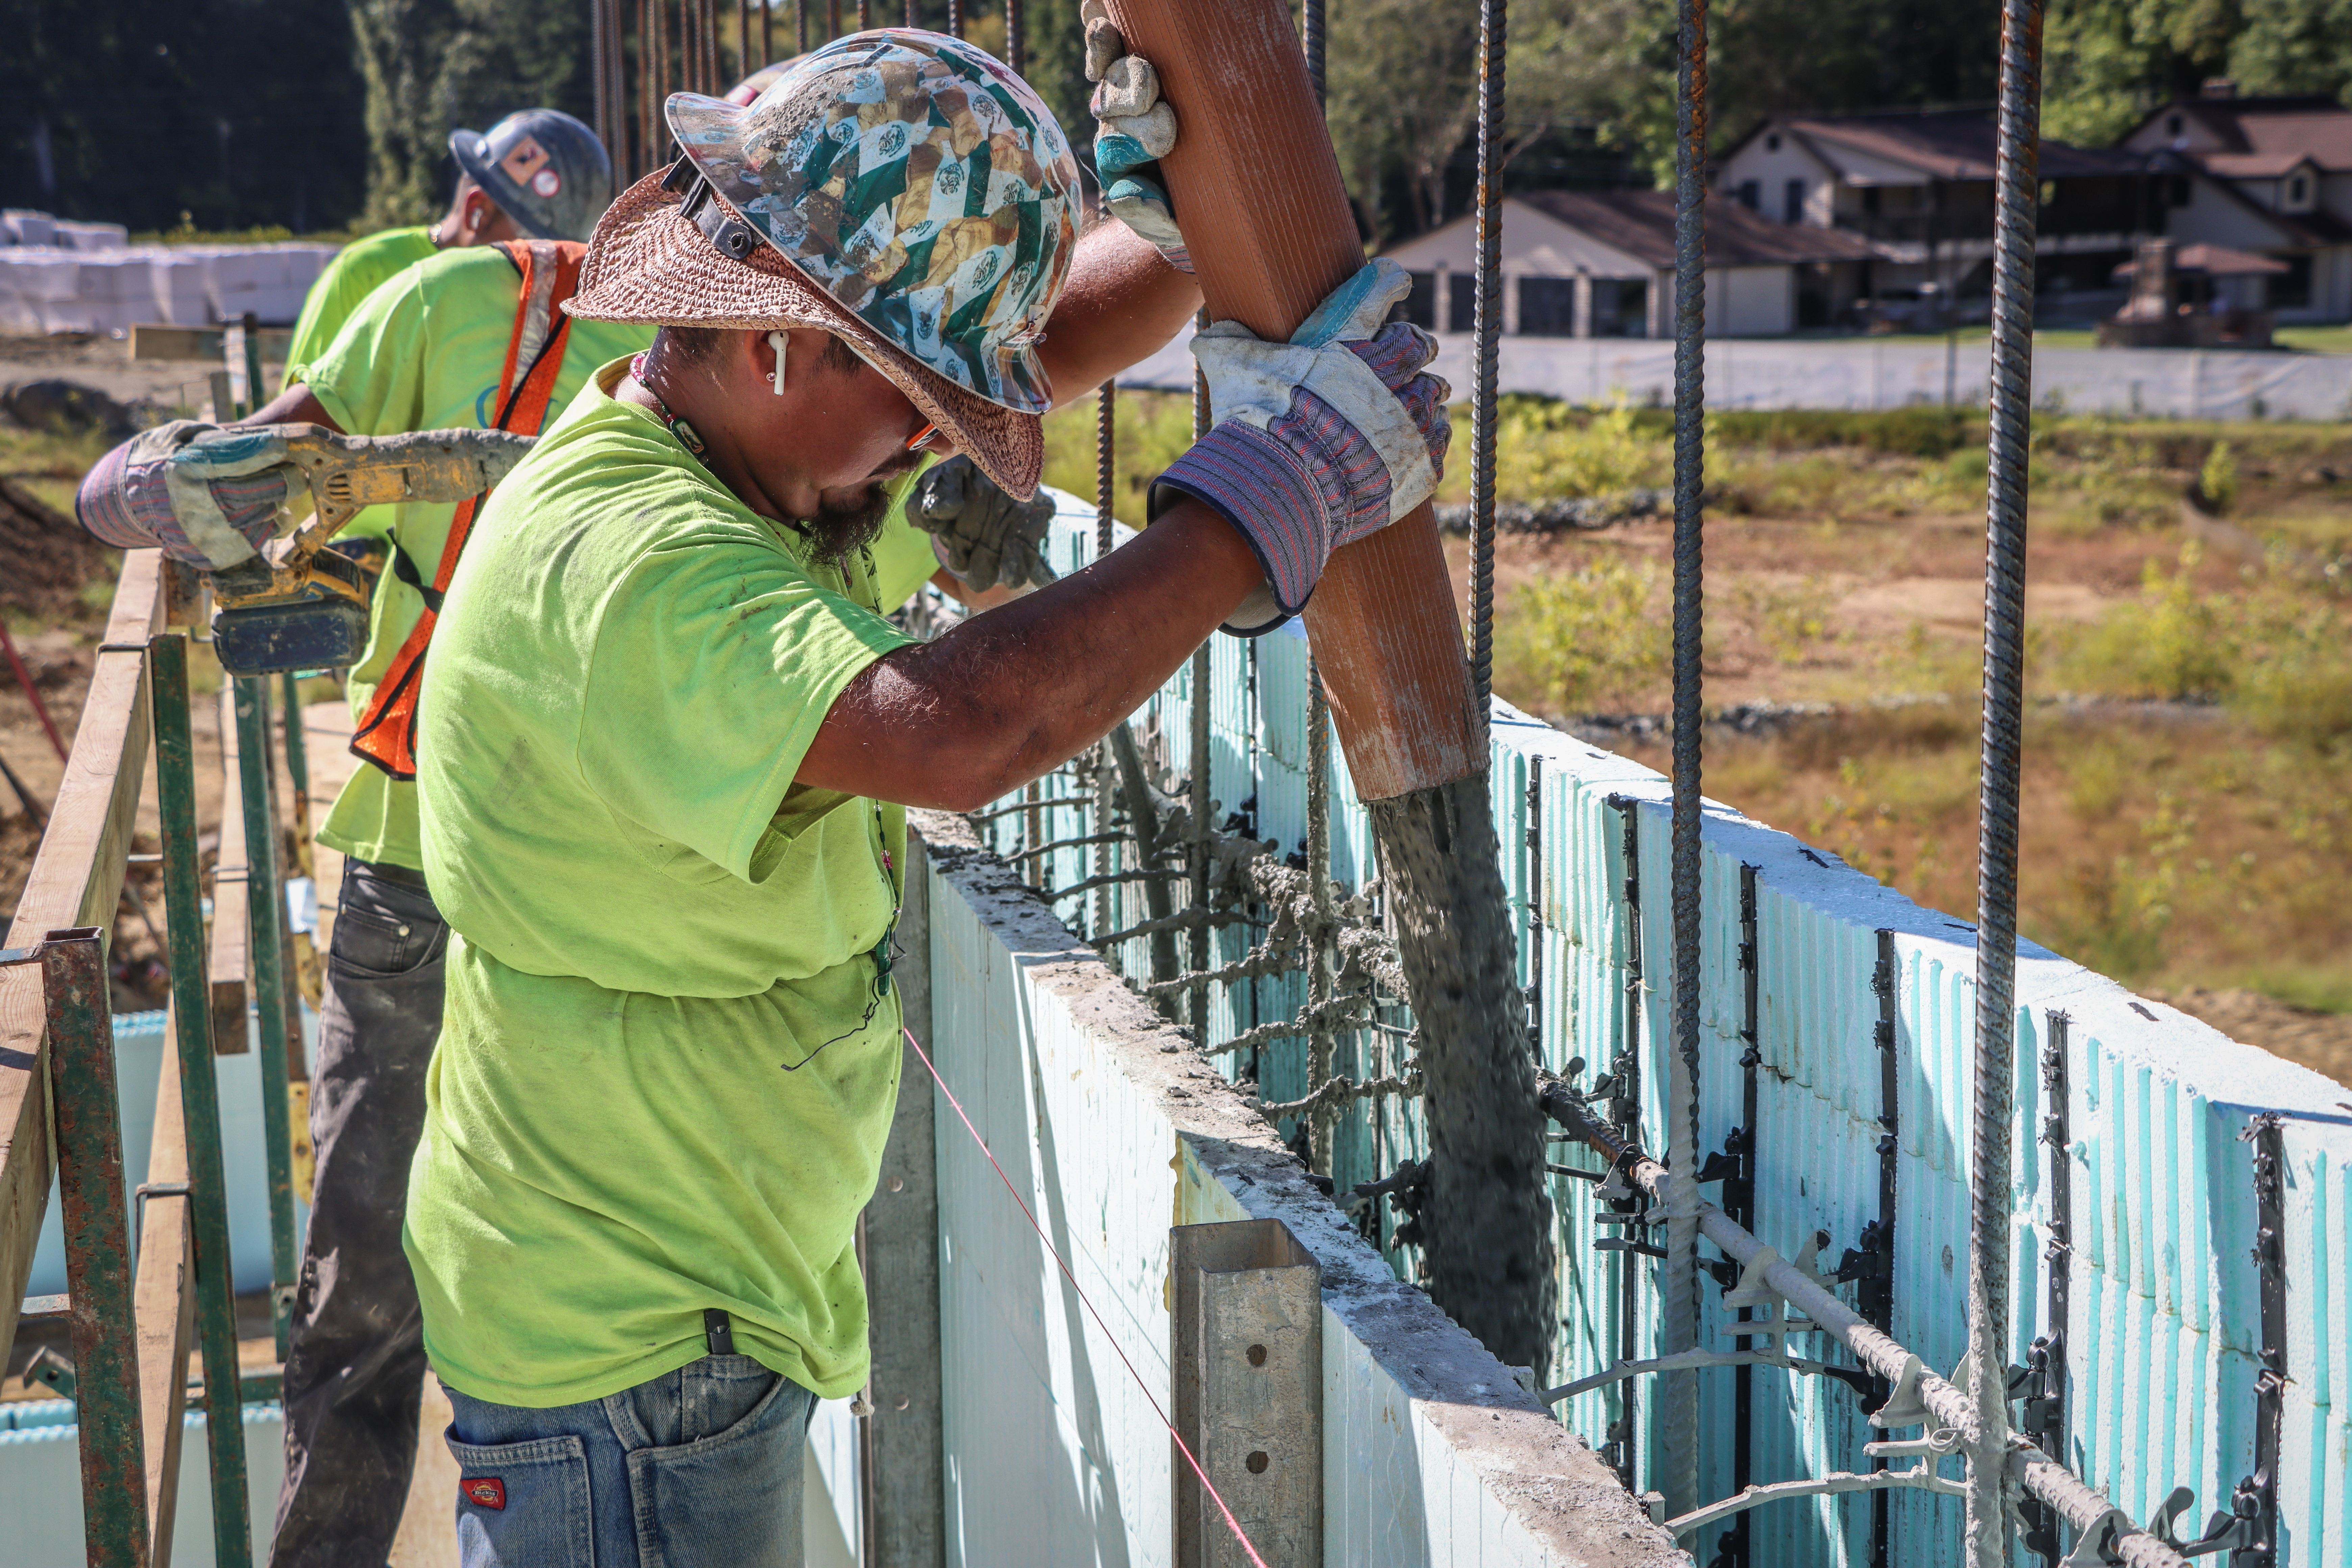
[404,361,944,1407]
[284,225,439,384]
[301,245,656,871]
[283,226,440,549]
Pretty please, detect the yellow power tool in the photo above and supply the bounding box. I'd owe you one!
[208,424,536,676]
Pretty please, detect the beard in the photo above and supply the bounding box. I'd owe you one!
[801,479,895,569]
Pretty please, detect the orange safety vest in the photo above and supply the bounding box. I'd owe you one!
[349,238,586,781]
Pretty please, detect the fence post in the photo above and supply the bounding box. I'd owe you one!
[231,675,299,1355]
[37,927,151,1563]
[150,633,255,1568]
[1172,1218,1322,1568]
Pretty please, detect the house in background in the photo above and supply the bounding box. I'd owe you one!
[2118,89,2352,322]
[1382,189,1877,340]
[1712,108,2158,319]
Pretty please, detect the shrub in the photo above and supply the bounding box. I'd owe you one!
[1498,554,1666,714]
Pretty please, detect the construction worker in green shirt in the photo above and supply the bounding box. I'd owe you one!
[398,30,1440,1564]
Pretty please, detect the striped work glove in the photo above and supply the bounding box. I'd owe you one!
[1082,0,1189,274]
[1153,259,1450,635]
[76,421,295,570]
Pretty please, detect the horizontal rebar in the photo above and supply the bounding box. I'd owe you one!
[1094,906,1255,951]
[1048,867,1189,903]
[1209,992,1376,1058]
[1140,938,1305,999]
[1009,830,1133,867]
[1540,1083,2191,1568]
[1253,1071,1421,1120]
[967,795,1093,826]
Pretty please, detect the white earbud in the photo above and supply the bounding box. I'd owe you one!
[768,331,788,395]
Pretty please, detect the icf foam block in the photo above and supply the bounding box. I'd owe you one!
[979,511,2352,1565]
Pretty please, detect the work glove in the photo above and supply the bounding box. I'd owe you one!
[907,455,1058,591]
[76,420,297,571]
[1152,258,1450,636]
[1082,0,1189,274]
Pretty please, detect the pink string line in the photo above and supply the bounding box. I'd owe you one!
[902,1026,1271,1568]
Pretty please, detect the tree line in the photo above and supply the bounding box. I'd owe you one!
[0,0,2344,241]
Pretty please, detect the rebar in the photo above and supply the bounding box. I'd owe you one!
[1661,0,1710,1517]
[1466,0,1504,722]
[944,0,958,38]
[1968,0,2046,1550]
[798,0,809,51]
[1302,0,1325,104]
[1305,664,1337,1171]
[1189,307,1214,1045]
[1096,382,1118,942]
[1005,0,1022,74]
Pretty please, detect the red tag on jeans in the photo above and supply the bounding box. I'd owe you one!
[463,1477,507,1510]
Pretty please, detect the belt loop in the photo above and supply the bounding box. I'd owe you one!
[703,1307,734,1357]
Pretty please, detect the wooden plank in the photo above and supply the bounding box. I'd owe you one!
[209,686,251,1057]
[1103,0,1481,801]
[0,550,164,1366]
[133,997,198,1568]
[129,324,292,364]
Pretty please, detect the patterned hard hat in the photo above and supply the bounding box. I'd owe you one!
[450,109,616,243]
[665,30,1081,414]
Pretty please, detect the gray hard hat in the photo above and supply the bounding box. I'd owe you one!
[449,109,614,243]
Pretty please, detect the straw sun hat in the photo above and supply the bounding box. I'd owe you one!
[565,30,1084,498]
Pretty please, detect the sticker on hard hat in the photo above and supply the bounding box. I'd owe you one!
[500,136,551,188]
[532,169,562,198]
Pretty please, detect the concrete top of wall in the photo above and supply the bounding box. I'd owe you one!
[912,809,1690,1567]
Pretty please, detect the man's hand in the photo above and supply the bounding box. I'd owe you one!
[907,455,1059,591]
[76,420,300,570]
[1152,258,1450,633]
[1083,0,1189,275]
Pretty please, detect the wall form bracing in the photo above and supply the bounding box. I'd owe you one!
[961,499,2352,1565]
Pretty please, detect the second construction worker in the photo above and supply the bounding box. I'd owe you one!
[80,105,631,1564]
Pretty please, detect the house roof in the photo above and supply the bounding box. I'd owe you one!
[1516,189,1880,268]
[2157,150,2352,247]
[1726,108,2144,182]
[2134,95,2352,176]
[2114,243,2289,278]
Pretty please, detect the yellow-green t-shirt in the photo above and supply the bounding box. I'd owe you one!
[301,245,656,871]
[283,227,441,550]
[403,361,944,1407]
[284,225,439,384]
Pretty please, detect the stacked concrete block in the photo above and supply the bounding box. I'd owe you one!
[0,221,335,335]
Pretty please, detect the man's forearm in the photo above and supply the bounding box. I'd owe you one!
[798,499,1258,810]
[1036,222,1201,410]
[241,385,343,433]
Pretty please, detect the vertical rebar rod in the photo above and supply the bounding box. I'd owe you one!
[1466,0,1504,724]
[944,0,958,38]
[762,0,772,73]
[233,677,299,1358]
[1096,382,1117,945]
[41,929,149,1562]
[642,0,659,173]
[593,0,614,154]
[1189,310,1213,1044]
[150,633,254,1568]
[797,0,809,51]
[1004,0,1022,74]
[859,0,872,30]
[905,0,916,27]
[737,0,750,79]
[1661,0,1709,1521]
[1301,0,1325,102]
[1305,667,1335,1171]
[1968,0,2045,1552]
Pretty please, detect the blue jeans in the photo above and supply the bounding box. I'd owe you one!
[442,1356,815,1567]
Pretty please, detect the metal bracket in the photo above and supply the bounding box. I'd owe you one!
[2058,1507,2134,1567]
[21,1344,77,1398]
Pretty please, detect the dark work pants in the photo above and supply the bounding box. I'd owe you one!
[271,861,447,1568]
